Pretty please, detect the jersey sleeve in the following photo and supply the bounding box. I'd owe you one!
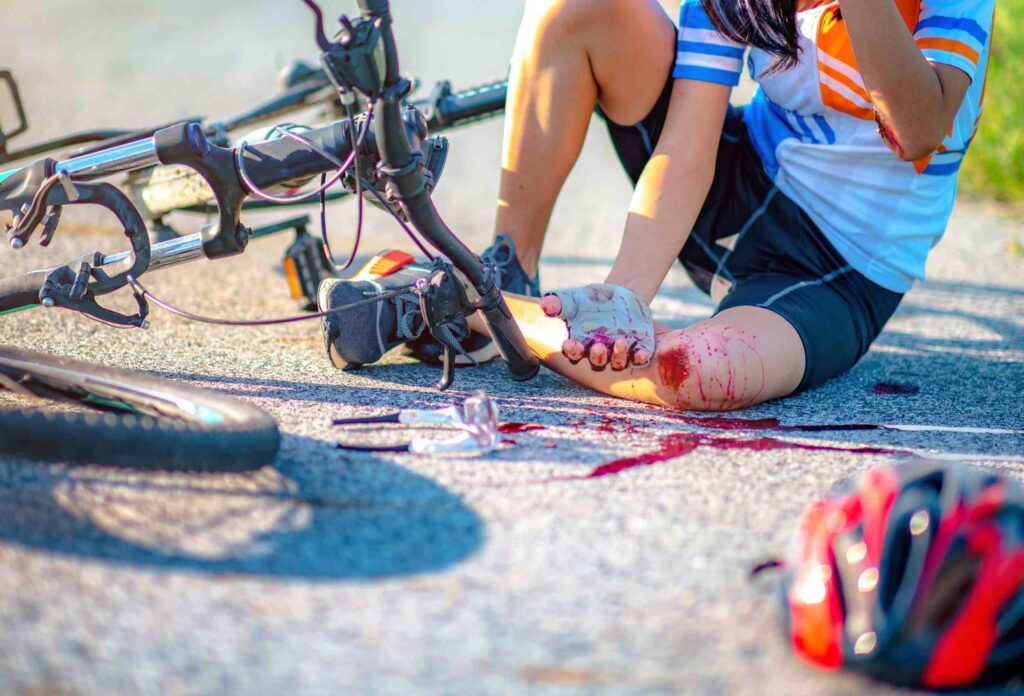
[672,0,746,87]
[913,0,994,82]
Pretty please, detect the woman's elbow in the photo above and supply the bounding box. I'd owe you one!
[896,132,945,162]
[876,113,945,162]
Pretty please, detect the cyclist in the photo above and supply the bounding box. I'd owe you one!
[320,0,992,411]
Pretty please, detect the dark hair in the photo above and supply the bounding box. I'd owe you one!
[700,0,800,73]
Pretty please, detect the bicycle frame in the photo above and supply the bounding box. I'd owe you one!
[0,0,539,388]
[1,63,508,250]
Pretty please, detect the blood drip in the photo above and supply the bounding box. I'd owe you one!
[498,422,546,434]
[583,433,898,479]
[674,415,783,431]
[872,382,921,396]
[583,408,643,436]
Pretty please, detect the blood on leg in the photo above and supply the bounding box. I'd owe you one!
[477,296,804,412]
[651,324,768,410]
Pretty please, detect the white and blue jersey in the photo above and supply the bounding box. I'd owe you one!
[673,0,995,293]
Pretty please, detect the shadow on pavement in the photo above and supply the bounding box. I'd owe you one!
[0,434,484,580]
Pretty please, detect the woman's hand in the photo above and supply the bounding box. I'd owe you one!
[540,283,655,370]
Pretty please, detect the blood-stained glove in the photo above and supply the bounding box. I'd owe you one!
[541,283,655,370]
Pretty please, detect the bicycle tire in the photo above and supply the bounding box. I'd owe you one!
[0,347,280,471]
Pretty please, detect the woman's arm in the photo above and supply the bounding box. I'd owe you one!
[604,78,732,302]
[839,0,971,160]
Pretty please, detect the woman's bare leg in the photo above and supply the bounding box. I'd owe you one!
[471,295,807,411]
[480,0,806,410]
[495,0,676,276]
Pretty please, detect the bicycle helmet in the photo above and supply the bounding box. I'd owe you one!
[783,462,1024,688]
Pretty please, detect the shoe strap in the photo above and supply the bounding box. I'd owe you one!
[485,233,516,269]
[394,294,427,341]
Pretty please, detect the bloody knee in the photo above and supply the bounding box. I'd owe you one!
[653,325,767,411]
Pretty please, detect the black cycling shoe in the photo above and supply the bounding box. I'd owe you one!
[318,255,430,370]
[483,232,542,298]
[406,233,540,366]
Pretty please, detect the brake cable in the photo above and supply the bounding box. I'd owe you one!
[318,105,364,272]
[314,104,435,263]
[126,275,415,327]
[357,177,435,260]
[236,105,436,265]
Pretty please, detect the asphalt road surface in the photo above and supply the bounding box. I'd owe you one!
[1,2,1023,694]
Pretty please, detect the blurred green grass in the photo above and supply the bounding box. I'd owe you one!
[959,0,1023,205]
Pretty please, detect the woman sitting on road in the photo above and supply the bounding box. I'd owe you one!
[320,0,992,411]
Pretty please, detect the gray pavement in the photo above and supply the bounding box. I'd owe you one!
[1,2,1023,694]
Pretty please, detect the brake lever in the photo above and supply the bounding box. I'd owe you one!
[300,0,332,51]
[39,259,150,328]
[0,158,153,315]
[38,205,60,247]
[414,261,477,391]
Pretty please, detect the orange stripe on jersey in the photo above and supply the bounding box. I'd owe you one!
[818,6,857,70]
[821,86,875,120]
[817,61,871,103]
[916,38,980,65]
[816,0,919,119]
[892,0,921,31]
[818,7,866,118]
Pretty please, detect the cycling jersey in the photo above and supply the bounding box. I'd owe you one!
[673,0,994,292]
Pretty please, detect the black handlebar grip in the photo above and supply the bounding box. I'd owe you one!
[238,121,354,187]
[435,82,508,129]
[480,303,542,382]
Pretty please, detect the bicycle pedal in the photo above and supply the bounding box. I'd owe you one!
[283,228,335,311]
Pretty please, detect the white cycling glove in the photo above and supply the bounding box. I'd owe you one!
[543,283,655,368]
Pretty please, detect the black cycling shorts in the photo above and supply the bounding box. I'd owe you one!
[600,77,903,392]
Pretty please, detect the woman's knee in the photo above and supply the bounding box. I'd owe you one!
[522,0,628,42]
[652,325,771,411]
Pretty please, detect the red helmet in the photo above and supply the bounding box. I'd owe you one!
[783,462,1024,688]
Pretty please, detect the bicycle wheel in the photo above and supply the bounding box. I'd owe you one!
[0,347,280,471]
